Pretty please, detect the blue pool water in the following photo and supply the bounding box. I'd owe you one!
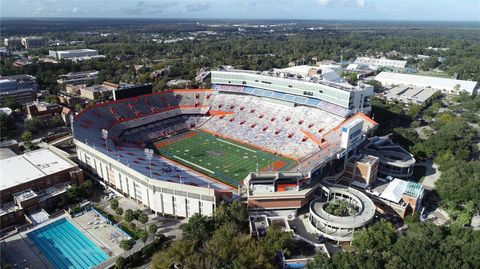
[28,218,109,269]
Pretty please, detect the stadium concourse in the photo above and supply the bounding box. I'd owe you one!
[73,86,376,218]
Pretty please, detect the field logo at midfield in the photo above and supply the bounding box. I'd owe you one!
[207,150,223,157]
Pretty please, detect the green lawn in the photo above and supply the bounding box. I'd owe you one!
[154,130,297,187]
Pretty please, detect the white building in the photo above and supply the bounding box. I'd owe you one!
[354,57,407,69]
[49,49,99,60]
[376,72,478,95]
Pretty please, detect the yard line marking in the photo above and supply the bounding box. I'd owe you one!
[217,139,257,153]
[173,155,215,174]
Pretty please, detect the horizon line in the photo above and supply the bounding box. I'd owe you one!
[1,17,479,23]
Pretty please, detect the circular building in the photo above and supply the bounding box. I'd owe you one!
[308,186,375,242]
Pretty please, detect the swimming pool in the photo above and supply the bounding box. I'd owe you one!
[28,218,109,269]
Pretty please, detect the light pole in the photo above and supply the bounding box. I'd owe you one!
[69,114,74,136]
[144,148,154,179]
[102,129,109,156]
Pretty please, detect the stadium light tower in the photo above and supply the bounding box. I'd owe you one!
[144,148,154,179]
[101,129,109,156]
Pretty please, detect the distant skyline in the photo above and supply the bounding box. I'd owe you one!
[1,0,479,22]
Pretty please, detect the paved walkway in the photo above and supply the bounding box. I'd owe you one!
[417,160,440,190]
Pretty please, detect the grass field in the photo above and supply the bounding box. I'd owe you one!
[153,130,297,187]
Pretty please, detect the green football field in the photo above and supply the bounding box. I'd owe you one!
[153,130,297,187]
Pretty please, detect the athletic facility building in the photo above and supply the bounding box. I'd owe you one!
[376,72,478,95]
[73,68,377,218]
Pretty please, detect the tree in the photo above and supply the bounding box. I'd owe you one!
[414,120,477,160]
[340,71,358,85]
[3,96,20,110]
[181,213,215,243]
[137,229,148,245]
[148,224,158,240]
[74,103,83,112]
[114,256,125,269]
[110,199,119,210]
[133,209,144,220]
[203,222,242,264]
[21,131,33,142]
[259,226,293,257]
[0,113,14,140]
[24,118,42,134]
[115,207,124,216]
[353,220,396,253]
[307,252,382,269]
[124,209,134,223]
[436,160,480,204]
[119,238,136,254]
[80,180,93,197]
[365,79,382,92]
[44,95,58,104]
[152,240,203,269]
[138,213,149,234]
[214,201,249,230]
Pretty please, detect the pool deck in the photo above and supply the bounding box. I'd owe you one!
[1,212,124,269]
[70,210,124,256]
[2,231,54,269]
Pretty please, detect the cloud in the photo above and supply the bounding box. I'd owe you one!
[317,0,330,6]
[316,0,367,8]
[185,2,211,12]
[124,1,179,15]
[72,6,78,13]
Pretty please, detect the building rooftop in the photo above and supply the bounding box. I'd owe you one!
[54,49,98,53]
[375,178,424,203]
[0,74,36,82]
[376,72,478,93]
[381,85,439,104]
[355,57,407,68]
[0,148,17,160]
[0,148,76,190]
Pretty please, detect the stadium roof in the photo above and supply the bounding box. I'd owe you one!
[0,148,76,190]
[376,72,478,94]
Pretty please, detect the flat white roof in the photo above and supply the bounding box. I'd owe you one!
[277,65,318,75]
[54,49,98,53]
[355,57,406,68]
[376,72,478,93]
[0,148,76,190]
[379,178,407,203]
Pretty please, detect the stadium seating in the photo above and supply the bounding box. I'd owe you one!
[73,87,353,188]
[201,92,343,159]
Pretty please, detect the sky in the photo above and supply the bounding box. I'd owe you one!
[1,0,479,22]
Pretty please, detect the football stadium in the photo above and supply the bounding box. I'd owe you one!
[153,129,297,186]
[73,67,376,218]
